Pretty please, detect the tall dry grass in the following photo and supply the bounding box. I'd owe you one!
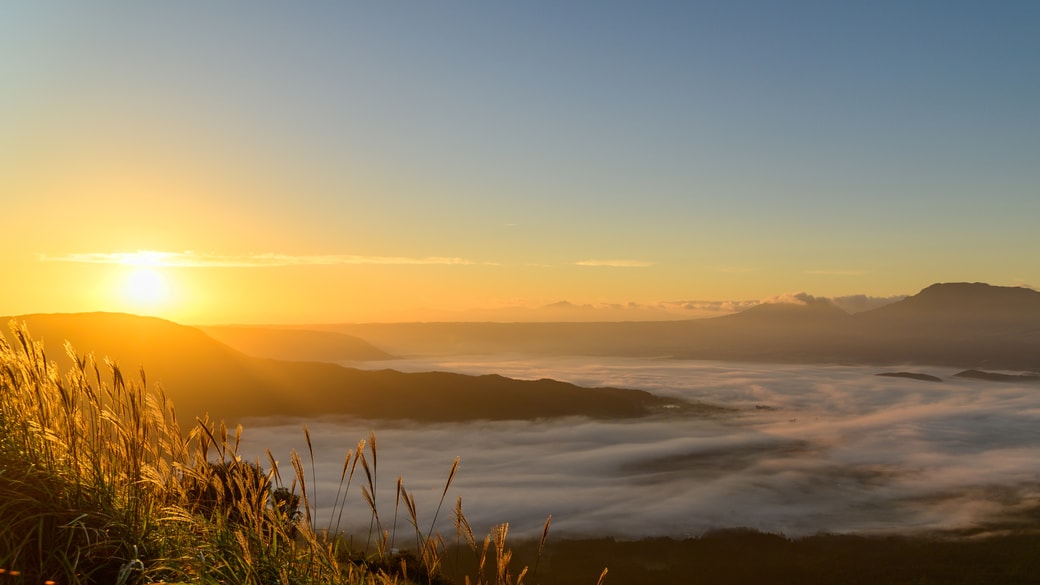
[0,322,570,585]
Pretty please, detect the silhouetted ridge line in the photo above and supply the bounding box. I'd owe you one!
[877,372,943,382]
[953,369,1040,382]
[200,325,396,361]
[2,312,695,424]
[322,283,1040,370]
[863,282,1040,322]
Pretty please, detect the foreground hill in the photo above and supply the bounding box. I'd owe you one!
[476,523,1040,585]
[321,283,1040,370]
[1,313,687,423]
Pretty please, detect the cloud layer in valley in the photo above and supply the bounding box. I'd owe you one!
[240,358,1040,541]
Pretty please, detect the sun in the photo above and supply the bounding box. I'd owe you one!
[123,267,170,306]
[108,250,183,313]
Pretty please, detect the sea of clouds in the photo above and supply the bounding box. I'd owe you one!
[239,356,1040,541]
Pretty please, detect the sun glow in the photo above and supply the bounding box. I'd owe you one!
[123,267,170,307]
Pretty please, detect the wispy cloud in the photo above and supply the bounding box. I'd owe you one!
[760,291,824,306]
[662,299,760,313]
[41,250,481,267]
[831,294,906,313]
[575,259,654,268]
[805,269,867,276]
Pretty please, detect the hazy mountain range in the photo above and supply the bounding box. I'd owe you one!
[4,282,1036,424]
[317,283,1040,371]
[352,293,906,322]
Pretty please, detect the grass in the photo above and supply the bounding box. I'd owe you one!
[0,322,553,584]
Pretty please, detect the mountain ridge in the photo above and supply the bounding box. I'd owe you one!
[319,283,1040,370]
[1,312,688,424]
[858,282,1040,323]
[199,325,395,362]
[6,282,1036,425]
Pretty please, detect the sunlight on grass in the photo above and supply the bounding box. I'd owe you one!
[0,322,563,585]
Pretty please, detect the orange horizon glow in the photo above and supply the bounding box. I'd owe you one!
[0,247,952,326]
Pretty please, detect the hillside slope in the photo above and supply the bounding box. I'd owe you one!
[200,325,395,362]
[2,313,686,423]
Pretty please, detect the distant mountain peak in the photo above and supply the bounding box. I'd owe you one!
[860,282,1040,323]
[910,282,1039,306]
[542,301,581,310]
[917,281,1036,296]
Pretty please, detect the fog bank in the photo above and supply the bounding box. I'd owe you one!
[240,357,1040,540]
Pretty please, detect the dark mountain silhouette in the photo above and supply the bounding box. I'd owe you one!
[1,313,689,424]
[199,325,395,362]
[864,282,1040,324]
[322,283,1040,370]
[846,283,1040,369]
[877,372,943,382]
[953,369,1040,383]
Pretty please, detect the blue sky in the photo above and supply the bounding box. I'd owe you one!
[2,1,1038,322]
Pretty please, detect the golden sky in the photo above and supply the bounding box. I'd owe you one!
[2,3,1038,323]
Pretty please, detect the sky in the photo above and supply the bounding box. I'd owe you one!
[2,1,1038,323]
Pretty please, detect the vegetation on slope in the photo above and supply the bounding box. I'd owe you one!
[0,323,550,584]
